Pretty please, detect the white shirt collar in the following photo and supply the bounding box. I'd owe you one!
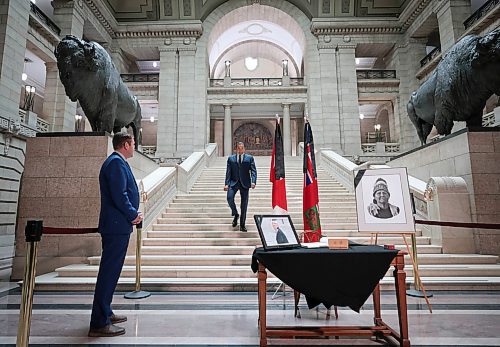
[114,151,127,161]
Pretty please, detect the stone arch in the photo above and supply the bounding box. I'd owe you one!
[233,121,273,156]
[200,0,317,76]
[375,102,396,142]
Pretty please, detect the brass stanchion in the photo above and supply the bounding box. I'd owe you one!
[16,220,43,347]
[124,222,150,299]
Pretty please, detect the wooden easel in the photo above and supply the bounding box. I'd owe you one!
[370,231,432,313]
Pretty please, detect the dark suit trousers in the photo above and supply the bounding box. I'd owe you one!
[227,182,249,226]
[90,233,130,328]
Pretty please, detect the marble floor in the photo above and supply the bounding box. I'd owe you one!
[0,284,499,346]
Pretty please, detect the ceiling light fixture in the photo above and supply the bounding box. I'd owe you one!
[245,57,258,71]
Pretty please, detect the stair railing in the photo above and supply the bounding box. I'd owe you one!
[137,167,177,230]
[177,143,219,193]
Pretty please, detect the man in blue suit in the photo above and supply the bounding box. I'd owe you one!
[224,142,257,232]
[89,132,143,337]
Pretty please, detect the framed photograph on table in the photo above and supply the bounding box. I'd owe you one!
[354,167,415,232]
[254,215,301,250]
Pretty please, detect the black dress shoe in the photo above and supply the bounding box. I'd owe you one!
[110,313,127,324]
[240,225,247,232]
[232,214,239,227]
[88,324,125,337]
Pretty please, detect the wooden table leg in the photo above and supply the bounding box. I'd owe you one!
[394,254,410,347]
[258,263,268,347]
[294,290,301,318]
[373,283,382,326]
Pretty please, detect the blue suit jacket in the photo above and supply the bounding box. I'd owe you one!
[98,152,139,235]
[225,153,257,189]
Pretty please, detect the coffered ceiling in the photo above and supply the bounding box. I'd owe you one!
[101,0,412,22]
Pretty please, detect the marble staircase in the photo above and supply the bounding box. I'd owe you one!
[36,156,500,291]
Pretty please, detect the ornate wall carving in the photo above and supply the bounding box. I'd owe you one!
[233,122,273,155]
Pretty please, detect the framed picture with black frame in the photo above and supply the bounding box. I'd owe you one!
[254,215,301,250]
[354,167,415,232]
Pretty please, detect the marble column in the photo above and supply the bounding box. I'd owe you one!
[176,48,197,156]
[156,48,178,158]
[282,103,292,156]
[224,104,232,156]
[437,0,471,53]
[44,0,85,131]
[0,0,29,118]
[389,39,427,150]
[317,44,340,152]
[337,45,362,155]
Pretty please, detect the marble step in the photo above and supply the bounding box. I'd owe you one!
[55,264,500,279]
[141,236,431,246]
[165,205,357,213]
[192,182,344,188]
[161,212,358,218]
[91,253,497,267]
[145,230,424,240]
[143,234,430,245]
[151,222,358,231]
[34,272,500,291]
[183,188,351,193]
[166,202,357,209]
[140,244,442,255]
[155,216,359,224]
[171,198,355,206]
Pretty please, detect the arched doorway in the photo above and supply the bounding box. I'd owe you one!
[233,122,273,156]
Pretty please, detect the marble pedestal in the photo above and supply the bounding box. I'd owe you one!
[11,132,112,280]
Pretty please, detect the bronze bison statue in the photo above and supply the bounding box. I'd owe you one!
[407,28,500,144]
[54,35,142,148]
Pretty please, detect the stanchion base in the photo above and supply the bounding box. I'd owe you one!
[124,290,151,299]
[407,289,433,298]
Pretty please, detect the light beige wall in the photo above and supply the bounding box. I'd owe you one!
[389,129,500,255]
[12,135,108,280]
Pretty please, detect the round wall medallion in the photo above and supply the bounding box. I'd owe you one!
[324,35,331,43]
[246,23,264,35]
[343,35,351,42]
[164,38,172,45]
[183,37,191,45]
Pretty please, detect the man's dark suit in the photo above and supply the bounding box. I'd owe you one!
[90,152,139,329]
[276,228,289,244]
[225,153,257,227]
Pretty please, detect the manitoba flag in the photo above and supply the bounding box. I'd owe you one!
[303,121,322,242]
[270,118,288,214]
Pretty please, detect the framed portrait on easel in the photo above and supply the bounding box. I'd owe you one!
[354,167,415,232]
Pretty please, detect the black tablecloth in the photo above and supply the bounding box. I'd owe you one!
[251,243,399,312]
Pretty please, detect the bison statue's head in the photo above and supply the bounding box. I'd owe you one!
[472,28,500,68]
[54,35,102,102]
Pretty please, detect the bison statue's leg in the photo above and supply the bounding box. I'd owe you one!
[129,122,141,150]
[407,100,428,145]
[434,105,455,137]
[466,111,483,128]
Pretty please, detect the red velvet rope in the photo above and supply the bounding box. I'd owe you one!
[415,219,500,230]
[42,227,98,234]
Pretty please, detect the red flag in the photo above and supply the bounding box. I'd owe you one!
[270,118,288,214]
[303,121,321,242]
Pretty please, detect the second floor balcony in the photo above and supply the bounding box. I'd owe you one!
[209,77,304,88]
